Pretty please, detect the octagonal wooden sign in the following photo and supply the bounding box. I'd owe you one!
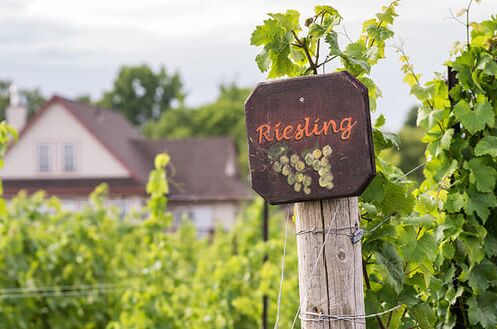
[245,72,375,205]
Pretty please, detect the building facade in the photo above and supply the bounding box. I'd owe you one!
[1,95,252,233]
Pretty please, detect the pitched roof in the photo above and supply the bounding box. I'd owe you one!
[132,138,252,201]
[3,96,252,201]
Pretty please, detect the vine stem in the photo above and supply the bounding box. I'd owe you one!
[366,0,398,48]
[466,0,474,49]
[363,261,387,329]
[291,30,318,74]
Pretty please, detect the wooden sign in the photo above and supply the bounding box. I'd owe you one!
[245,72,375,205]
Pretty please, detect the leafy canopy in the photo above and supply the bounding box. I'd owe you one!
[99,64,184,125]
[398,11,497,328]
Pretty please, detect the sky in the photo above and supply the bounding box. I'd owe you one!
[1,0,497,131]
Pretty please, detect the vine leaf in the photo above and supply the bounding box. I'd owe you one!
[453,99,494,134]
[474,136,497,157]
[467,292,497,328]
[467,261,497,295]
[375,243,404,292]
[465,158,497,192]
[411,303,437,329]
[463,187,497,223]
[250,10,301,77]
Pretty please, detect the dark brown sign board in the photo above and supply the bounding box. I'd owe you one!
[245,72,375,205]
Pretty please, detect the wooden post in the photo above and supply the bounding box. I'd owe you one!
[262,200,269,329]
[245,73,373,329]
[295,197,365,329]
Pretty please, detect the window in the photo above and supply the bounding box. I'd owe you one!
[37,143,52,172]
[62,143,77,172]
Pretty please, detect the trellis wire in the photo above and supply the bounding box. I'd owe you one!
[299,305,402,323]
[289,206,340,329]
[0,285,142,300]
[273,209,290,329]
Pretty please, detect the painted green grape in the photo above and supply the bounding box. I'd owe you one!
[325,182,334,190]
[312,149,322,159]
[273,162,282,173]
[280,155,289,164]
[290,154,300,164]
[304,153,313,165]
[295,161,305,171]
[318,167,328,176]
[294,183,302,192]
[287,174,296,185]
[312,160,320,171]
[322,145,332,156]
[319,176,329,187]
[296,172,304,183]
[282,164,291,176]
[303,175,312,186]
[303,186,311,195]
[320,157,330,167]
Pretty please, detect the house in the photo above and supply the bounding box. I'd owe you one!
[1,92,252,234]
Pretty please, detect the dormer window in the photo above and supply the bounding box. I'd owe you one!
[36,143,52,172]
[62,143,77,172]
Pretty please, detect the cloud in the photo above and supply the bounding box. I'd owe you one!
[1,0,497,130]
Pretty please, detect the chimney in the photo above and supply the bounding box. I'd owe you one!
[6,84,27,132]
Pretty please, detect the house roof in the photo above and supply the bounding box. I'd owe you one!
[132,138,252,201]
[3,96,252,201]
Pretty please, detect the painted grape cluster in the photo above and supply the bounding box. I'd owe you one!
[271,144,334,194]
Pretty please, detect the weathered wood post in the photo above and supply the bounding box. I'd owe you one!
[294,199,365,328]
[245,73,375,328]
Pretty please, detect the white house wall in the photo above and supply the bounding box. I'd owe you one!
[1,104,130,179]
[170,201,240,235]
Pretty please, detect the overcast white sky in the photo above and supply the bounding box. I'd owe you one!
[1,0,497,130]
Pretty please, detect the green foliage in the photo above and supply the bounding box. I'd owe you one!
[143,83,251,173]
[99,65,184,125]
[0,187,298,328]
[399,13,497,328]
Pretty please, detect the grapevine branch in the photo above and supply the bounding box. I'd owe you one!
[291,30,318,74]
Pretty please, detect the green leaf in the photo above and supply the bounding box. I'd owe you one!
[445,192,465,213]
[374,114,386,128]
[154,153,170,169]
[375,243,404,292]
[251,10,301,78]
[314,5,341,20]
[404,233,437,264]
[362,175,385,203]
[439,128,454,152]
[324,31,341,56]
[468,261,497,294]
[466,158,497,192]
[453,99,494,134]
[463,187,497,223]
[412,303,436,329]
[381,181,414,215]
[468,292,497,328]
[340,41,371,75]
[255,50,271,72]
[475,136,497,157]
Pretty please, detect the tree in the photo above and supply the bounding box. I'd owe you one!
[143,83,251,173]
[99,65,184,125]
[0,80,46,121]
